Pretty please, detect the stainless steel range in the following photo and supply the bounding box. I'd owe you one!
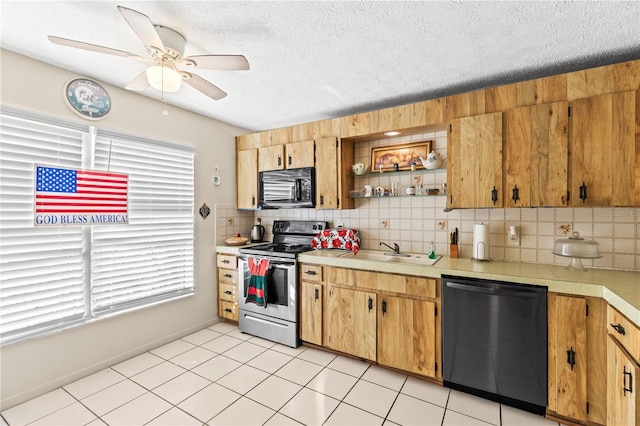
[237,220,328,347]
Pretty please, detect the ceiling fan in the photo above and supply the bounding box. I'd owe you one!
[48,5,249,100]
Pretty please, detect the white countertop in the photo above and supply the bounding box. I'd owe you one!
[215,245,640,327]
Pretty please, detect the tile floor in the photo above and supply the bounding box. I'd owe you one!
[1,322,563,426]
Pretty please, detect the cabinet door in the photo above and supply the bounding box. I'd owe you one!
[326,286,376,361]
[505,102,569,207]
[548,294,588,422]
[315,136,339,209]
[448,112,503,208]
[607,336,639,426]
[258,144,285,172]
[378,295,437,377]
[570,90,640,206]
[237,149,258,209]
[300,281,323,346]
[285,140,314,169]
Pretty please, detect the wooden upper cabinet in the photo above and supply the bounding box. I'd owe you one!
[293,122,315,142]
[258,144,285,171]
[272,127,293,145]
[237,149,258,209]
[568,60,640,101]
[315,136,339,209]
[446,90,486,120]
[285,139,314,169]
[340,111,379,138]
[412,98,446,127]
[448,112,503,208]
[236,133,261,151]
[504,101,569,207]
[516,74,568,106]
[377,105,413,134]
[570,90,640,206]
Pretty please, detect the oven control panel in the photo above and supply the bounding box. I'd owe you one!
[273,220,328,234]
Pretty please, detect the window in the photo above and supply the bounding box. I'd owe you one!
[0,109,195,345]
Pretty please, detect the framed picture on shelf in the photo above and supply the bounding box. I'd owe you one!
[371,140,432,172]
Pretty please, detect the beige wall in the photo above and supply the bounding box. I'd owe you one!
[0,49,247,409]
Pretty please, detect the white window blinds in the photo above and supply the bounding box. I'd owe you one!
[0,113,87,343]
[0,110,196,345]
[91,133,195,315]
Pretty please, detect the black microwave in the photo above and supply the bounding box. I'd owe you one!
[259,167,315,209]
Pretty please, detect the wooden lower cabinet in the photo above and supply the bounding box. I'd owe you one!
[378,295,437,377]
[300,281,323,346]
[547,293,606,425]
[216,254,239,322]
[302,265,440,380]
[607,305,640,426]
[607,336,639,426]
[326,285,377,361]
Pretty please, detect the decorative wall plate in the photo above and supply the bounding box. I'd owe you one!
[64,78,111,120]
[199,203,210,219]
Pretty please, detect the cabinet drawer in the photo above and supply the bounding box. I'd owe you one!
[218,268,238,285]
[219,300,238,321]
[300,264,323,282]
[217,254,237,269]
[327,267,355,287]
[356,271,437,298]
[608,305,640,363]
[219,283,237,303]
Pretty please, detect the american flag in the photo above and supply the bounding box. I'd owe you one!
[35,166,128,214]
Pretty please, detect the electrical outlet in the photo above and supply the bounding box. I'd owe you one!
[227,218,233,225]
[413,175,422,185]
[507,225,520,246]
[381,219,389,229]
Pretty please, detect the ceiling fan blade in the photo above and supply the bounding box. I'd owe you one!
[183,73,227,100]
[117,6,165,52]
[125,71,150,91]
[48,35,147,60]
[180,55,250,70]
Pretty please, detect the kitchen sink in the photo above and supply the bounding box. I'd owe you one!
[338,250,441,266]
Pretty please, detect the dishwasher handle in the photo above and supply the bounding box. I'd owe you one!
[445,281,544,298]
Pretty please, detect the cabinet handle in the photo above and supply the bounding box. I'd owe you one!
[511,185,519,204]
[623,366,633,396]
[314,288,319,300]
[224,273,232,278]
[567,347,576,370]
[222,260,230,264]
[320,195,324,205]
[224,308,233,313]
[611,323,626,335]
[288,155,292,166]
[491,187,498,205]
[368,297,373,312]
[224,290,233,295]
[381,300,387,316]
[579,182,587,202]
[252,196,256,206]
[304,270,317,276]
[278,155,282,166]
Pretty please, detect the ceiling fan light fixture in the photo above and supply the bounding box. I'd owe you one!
[146,65,182,92]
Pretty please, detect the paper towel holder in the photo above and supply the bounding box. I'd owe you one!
[472,222,491,262]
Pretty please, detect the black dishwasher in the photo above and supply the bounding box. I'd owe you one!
[442,275,547,415]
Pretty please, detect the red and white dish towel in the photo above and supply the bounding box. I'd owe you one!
[311,228,360,254]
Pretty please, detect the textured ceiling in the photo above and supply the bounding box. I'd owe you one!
[1,1,639,132]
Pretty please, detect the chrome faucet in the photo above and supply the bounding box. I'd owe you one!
[379,241,400,254]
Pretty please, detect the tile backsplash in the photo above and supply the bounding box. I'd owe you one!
[220,131,640,272]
